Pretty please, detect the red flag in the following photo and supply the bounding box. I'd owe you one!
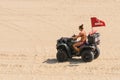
[91,17,106,27]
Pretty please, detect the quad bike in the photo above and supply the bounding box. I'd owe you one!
[56,31,100,62]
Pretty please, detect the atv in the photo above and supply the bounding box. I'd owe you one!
[56,31,100,62]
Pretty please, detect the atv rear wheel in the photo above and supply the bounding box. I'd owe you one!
[81,50,94,62]
[56,50,68,62]
[94,47,100,59]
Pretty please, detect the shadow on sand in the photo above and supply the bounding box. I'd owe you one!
[43,58,58,64]
[43,58,85,65]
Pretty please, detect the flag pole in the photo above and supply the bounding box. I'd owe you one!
[91,27,93,33]
[91,17,93,34]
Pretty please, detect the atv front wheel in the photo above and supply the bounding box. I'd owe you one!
[56,50,67,62]
[81,50,94,62]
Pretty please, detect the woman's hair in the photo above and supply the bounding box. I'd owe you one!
[79,24,83,29]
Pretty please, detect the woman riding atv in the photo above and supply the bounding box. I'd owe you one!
[72,24,87,54]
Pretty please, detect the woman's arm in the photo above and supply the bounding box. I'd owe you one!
[72,34,80,40]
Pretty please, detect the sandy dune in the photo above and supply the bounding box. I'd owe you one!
[0,0,120,80]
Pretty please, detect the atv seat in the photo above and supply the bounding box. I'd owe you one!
[77,41,86,48]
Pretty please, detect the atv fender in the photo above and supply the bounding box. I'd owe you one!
[56,43,72,58]
[80,46,95,56]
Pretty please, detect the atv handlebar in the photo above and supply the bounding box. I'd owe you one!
[72,34,76,37]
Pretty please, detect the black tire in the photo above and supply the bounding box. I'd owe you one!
[81,50,94,62]
[56,50,68,62]
[94,47,100,59]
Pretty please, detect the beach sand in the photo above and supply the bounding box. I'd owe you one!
[0,0,120,80]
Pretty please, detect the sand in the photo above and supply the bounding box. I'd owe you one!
[0,0,120,80]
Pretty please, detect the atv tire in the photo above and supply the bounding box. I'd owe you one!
[56,50,67,62]
[81,50,94,62]
[94,47,100,59]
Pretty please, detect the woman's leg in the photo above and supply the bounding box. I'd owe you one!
[73,42,83,52]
